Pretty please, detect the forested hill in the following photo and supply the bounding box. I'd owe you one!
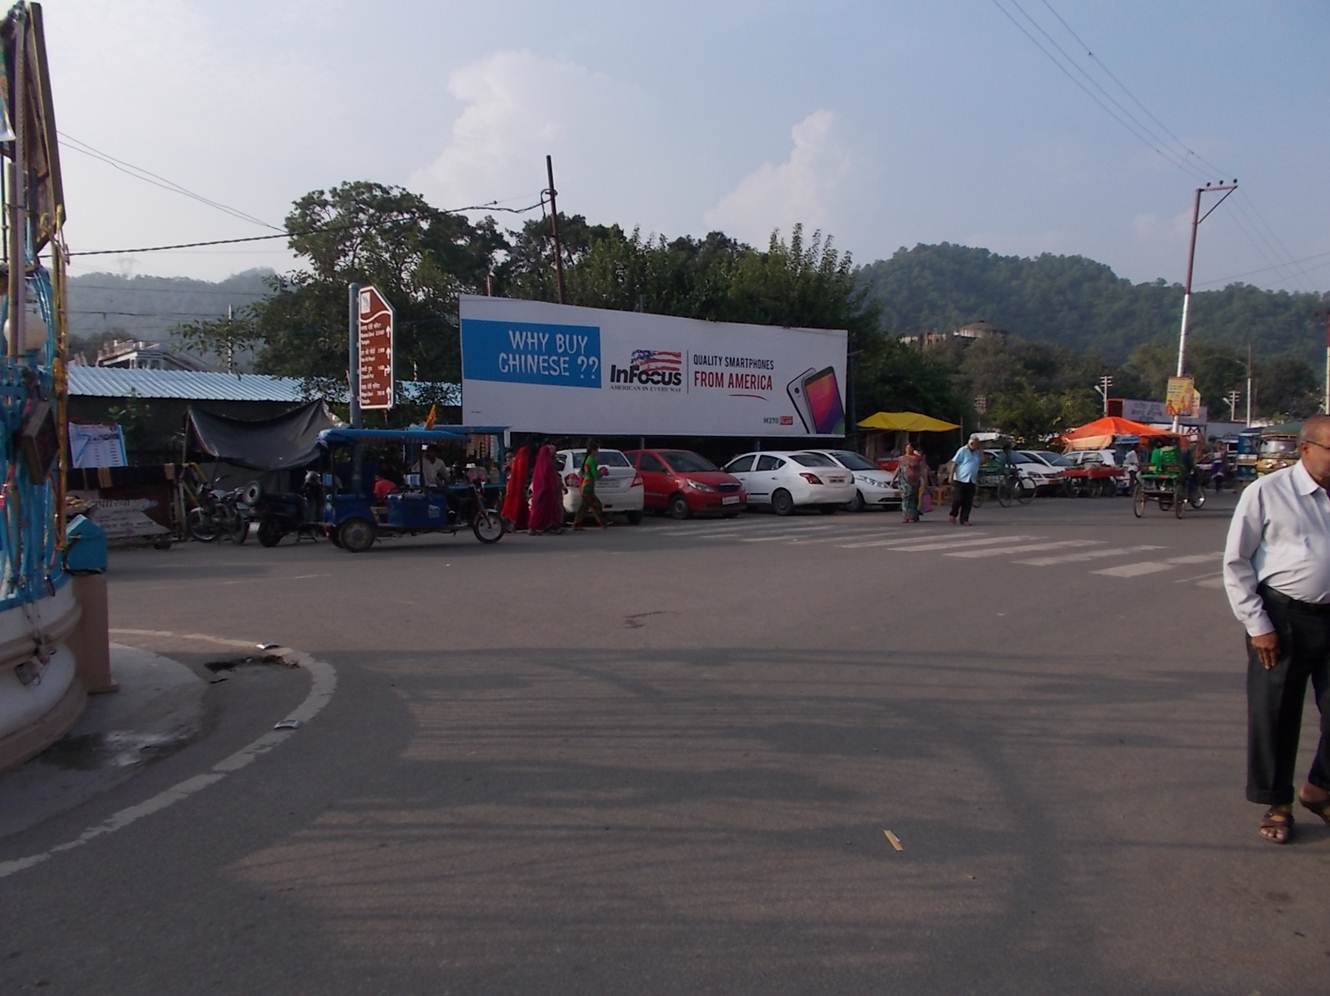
[66,268,274,362]
[856,243,1327,365]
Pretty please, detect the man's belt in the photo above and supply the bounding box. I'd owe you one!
[1259,583,1330,615]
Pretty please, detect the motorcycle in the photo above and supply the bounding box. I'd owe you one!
[188,486,250,544]
[254,474,323,547]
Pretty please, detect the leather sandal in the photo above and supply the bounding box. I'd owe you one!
[1259,807,1293,844]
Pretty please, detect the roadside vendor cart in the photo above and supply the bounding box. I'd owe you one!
[318,426,507,553]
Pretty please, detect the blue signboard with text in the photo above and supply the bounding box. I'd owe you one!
[461,318,602,389]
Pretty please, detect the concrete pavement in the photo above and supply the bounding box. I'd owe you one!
[2,494,1328,994]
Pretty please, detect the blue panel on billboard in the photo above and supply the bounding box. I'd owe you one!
[461,318,602,389]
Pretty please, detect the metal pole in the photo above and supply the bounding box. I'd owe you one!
[1323,318,1329,415]
[1171,186,1204,433]
[6,7,28,358]
[546,155,567,305]
[348,282,361,427]
[1246,341,1253,426]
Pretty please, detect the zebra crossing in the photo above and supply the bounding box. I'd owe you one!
[638,515,1224,588]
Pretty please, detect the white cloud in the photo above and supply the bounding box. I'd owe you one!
[703,110,857,246]
[409,51,659,224]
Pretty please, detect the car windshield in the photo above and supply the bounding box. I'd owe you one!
[662,451,719,473]
[1260,439,1296,456]
[1038,452,1074,466]
[822,450,876,470]
[571,450,631,469]
[790,453,836,468]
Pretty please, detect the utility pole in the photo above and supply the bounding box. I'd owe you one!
[545,155,567,305]
[1225,389,1241,422]
[1094,375,1113,415]
[1318,310,1330,415]
[1172,180,1238,432]
[1246,341,1253,426]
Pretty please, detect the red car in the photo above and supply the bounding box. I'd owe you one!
[625,448,747,519]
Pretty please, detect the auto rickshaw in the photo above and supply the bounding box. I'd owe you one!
[318,426,508,552]
[1256,423,1301,478]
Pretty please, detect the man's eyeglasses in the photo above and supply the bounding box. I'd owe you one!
[1304,438,1330,452]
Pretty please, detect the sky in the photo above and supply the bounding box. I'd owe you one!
[37,0,1330,301]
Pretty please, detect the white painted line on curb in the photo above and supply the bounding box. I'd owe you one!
[947,539,1103,559]
[1015,544,1165,567]
[0,631,337,881]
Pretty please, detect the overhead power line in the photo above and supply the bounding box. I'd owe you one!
[67,197,547,257]
[58,131,280,232]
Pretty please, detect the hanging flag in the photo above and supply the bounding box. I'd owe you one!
[424,404,438,429]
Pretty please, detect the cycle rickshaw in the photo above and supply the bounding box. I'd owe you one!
[1131,437,1206,519]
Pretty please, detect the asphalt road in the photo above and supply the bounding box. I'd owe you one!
[3,492,1328,994]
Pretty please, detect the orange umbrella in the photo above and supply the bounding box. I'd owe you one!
[1065,416,1171,440]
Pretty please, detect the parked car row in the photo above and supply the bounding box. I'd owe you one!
[551,443,1129,527]
[549,446,906,523]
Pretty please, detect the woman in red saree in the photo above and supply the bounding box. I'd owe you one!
[527,441,565,534]
[500,443,532,531]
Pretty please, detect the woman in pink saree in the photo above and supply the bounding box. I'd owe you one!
[527,442,565,534]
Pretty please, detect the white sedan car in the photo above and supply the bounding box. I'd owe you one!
[556,448,645,523]
[722,450,855,515]
[802,449,901,511]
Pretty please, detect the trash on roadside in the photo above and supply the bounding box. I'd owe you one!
[273,719,303,731]
[257,642,280,651]
[883,830,904,851]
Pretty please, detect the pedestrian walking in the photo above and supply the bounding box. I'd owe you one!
[527,439,565,534]
[898,441,927,523]
[501,440,532,532]
[1222,414,1330,844]
[948,435,983,526]
[573,439,607,530]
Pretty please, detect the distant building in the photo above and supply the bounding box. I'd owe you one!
[898,320,1010,349]
[94,338,216,372]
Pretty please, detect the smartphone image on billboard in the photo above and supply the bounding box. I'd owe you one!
[785,367,815,433]
[802,366,845,435]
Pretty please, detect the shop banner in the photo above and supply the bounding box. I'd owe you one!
[459,296,848,436]
[1164,376,1197,417]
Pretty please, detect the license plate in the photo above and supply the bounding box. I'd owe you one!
[722,495,740,505]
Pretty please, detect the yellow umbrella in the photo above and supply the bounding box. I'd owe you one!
[856,411,961,432]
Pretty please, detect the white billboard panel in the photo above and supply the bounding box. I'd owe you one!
[459,296,848,437]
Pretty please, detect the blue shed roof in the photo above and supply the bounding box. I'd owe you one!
[66,367,460,405]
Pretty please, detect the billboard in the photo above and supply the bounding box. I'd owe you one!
[459,295,848,436]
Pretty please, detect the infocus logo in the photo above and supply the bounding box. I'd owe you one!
[609,365,682,387]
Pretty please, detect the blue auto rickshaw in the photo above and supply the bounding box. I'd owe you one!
[318,426,507,552]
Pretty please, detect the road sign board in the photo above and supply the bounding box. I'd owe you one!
[357,285,394,410]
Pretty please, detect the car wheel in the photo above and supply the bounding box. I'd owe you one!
[667,493,689,520]
[771,489,795,516]
[338,518,376,553]
[846,490,866,513]
[625,510,643,525]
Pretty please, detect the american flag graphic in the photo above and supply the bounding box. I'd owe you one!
[630,349,682,373]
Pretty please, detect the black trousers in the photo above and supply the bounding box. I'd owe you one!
[949,481,975,523]
[1246,586,1330,806]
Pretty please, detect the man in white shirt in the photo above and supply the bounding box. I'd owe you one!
[1222,414,1330,844]
[420,446,448,489]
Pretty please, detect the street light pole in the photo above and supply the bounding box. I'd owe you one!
[1095,375,1113,415]
[1172,180,1238,432]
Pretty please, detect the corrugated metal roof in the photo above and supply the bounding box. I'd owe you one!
[67,367,459,405]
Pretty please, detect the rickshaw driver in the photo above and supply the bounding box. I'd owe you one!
[420,446,448,489]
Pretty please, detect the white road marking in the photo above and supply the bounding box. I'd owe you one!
[1194,577,1226,590]
[1015,544,1165,567]
[839,532,1000,550]
[946,539,1104,559]
[0,631,337,881]
[218,573,330,586]
[1094,552,1220,578]
[739,525,842,542]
